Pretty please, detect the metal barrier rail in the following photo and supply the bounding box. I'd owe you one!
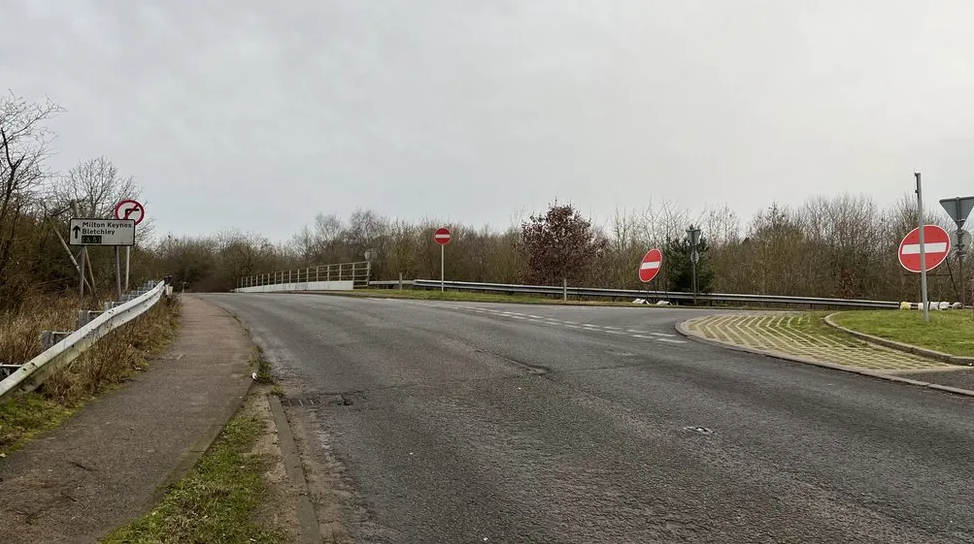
[398,279,901,309]
[238,261,371,289]
[0,280,169,404]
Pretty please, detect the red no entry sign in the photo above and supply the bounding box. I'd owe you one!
[639,248,662,283]
[898,225,951,273]
[434,227,451,245]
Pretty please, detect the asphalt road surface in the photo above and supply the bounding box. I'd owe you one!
[205,293,974,544]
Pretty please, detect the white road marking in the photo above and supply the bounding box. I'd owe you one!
[650,332,677,338]
[657,338,686,344]
[509,316,527,320]
[605,330,625,335]
[631,334,654,339]
[564,324,582,329]
[527,315,544,319]
[582,324,598,327]
[626,329,649,334]
[603,326,622,330]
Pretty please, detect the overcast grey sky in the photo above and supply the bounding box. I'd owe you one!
[2,1,972,241]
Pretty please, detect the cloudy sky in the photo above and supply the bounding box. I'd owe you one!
[2,1,973,241]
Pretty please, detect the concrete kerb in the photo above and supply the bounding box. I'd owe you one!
[675,318,974,399]
[268,395,320,544]
[823,313,974,367]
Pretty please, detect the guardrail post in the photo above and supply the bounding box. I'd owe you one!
[563,278,568,301]
[399,272,403,290]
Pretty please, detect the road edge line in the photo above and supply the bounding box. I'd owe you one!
[675,318,974,399]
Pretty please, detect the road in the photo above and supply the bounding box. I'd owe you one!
[205,293,974,544]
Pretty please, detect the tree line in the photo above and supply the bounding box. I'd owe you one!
[159,196,963,304]
[2,92,964,306]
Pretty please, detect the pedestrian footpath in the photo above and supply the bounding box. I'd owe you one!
[0,296,252,544]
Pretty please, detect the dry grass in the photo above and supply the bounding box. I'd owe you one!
[0,293,182,456]
[0,293,80,365]
[43,295,182,405]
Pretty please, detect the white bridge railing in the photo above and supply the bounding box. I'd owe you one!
[235,261,371,291]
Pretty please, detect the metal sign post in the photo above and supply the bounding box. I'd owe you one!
[115,246,122,301]
[114,200,145,294]
[939,196,974,307]
[79,246,86,300]
[916,173,929,323]
[125,247,131,292]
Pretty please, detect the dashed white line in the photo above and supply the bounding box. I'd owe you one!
[527,315,544,319]
[564,324,582,329]
[603,326,622,331]
[657,338,686,344]
[626,329,649,334]
[650,332,677,338]
[631,334,654,339]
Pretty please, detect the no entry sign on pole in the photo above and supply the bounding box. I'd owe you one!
[639,248,662,283]
[434,227,451,291]
[434,227,451,245]
[898,225,951,273]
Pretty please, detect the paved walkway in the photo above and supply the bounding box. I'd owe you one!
[683,314,956,372]
[0,296,252,544]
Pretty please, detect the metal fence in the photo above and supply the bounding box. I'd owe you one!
[0,280,170,404]
[237,261,371,289]
[388,279,903,310]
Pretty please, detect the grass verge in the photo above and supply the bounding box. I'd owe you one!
[0,295,181,457]
[830,309,974,356]
[251,345,274,384]
[102,414,285,544]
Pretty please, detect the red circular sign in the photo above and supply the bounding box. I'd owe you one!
[113,199,145,225]
[434,227,451,245]
[898,225,951,273]
[639,248,663,283]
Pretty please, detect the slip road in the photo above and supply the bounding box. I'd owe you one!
[206,293,974,544]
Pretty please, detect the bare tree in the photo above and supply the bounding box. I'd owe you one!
[0,93,62,296]
[49,156,142,217]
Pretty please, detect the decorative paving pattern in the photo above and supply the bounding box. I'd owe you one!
[684,314,956,372]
